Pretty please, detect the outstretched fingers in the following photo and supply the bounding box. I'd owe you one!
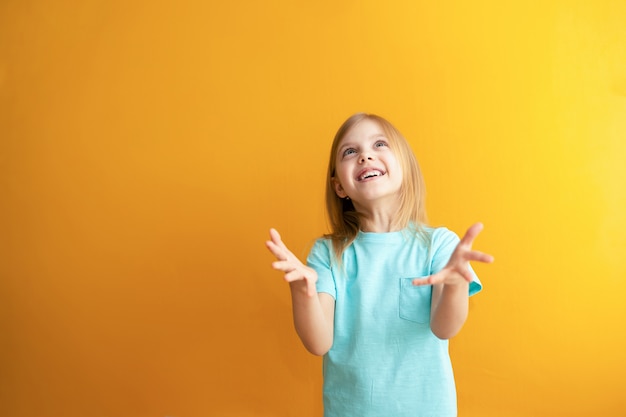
[466,249,494,264]
[266,228,318,297]
[412,223,494,287]
[459,222,484,247]
[412,267,472,287]
[459,223,494,263]
[412,274,440,286]
[266,228,290,260]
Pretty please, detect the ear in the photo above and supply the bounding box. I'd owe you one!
[332,177,348,198]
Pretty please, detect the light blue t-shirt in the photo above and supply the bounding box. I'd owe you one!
[307,227,482,417]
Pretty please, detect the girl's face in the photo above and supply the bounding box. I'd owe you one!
[332,119,403,209]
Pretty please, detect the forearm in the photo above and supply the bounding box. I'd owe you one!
[430,282,469,340]
[290,281,334,356]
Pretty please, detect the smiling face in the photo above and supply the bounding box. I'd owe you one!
[332,118,403,209]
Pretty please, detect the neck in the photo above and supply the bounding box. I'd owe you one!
[353,200,403,233]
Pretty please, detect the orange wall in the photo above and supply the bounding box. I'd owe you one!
[1,1,625,416]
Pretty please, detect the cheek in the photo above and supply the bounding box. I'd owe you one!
[334,162,351,180]
[389,155,403,172]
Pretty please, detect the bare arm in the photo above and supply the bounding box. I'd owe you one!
[266,229,334,355]
[429,282,469,339]
[413,223,494,340]
[289,283,335,355]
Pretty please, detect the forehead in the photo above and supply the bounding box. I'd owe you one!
[340,119,386,143]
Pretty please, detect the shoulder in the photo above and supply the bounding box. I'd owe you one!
[429,226,460,246]
[310,236,333,252]
[306,236,334,264]
[423,226,461,261]
[405,224,458,246]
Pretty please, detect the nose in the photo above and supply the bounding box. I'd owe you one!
[359,153,374,163]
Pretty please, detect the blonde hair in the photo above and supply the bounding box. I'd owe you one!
[324,113,429,261]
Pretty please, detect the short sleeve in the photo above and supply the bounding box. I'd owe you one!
[306,238,337,299]
[430,228,483,296]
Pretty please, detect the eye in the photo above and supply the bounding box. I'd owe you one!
[342,148,357,157]
[375,140,388,148]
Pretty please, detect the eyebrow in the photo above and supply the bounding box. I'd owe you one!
[366,133,387,141]
[340,134,385,146]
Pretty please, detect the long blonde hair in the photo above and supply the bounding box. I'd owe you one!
[324,113,428,261]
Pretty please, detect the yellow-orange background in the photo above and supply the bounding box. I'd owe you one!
[1,1,625,416]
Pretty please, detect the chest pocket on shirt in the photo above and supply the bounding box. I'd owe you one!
[399,277,432,324]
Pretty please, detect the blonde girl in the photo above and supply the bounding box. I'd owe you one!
[266,113,493,417]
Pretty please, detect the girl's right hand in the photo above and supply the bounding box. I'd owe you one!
[265,228,318,297]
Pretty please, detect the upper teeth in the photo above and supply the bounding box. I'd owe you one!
[359,170,382,180]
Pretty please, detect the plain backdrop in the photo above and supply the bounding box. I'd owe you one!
[1,1,625,416]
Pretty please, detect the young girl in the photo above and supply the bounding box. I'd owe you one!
[265,113,493,417]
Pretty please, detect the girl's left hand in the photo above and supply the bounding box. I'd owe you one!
[412,223,494,287]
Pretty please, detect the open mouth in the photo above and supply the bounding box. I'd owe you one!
[357,169,385,181]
